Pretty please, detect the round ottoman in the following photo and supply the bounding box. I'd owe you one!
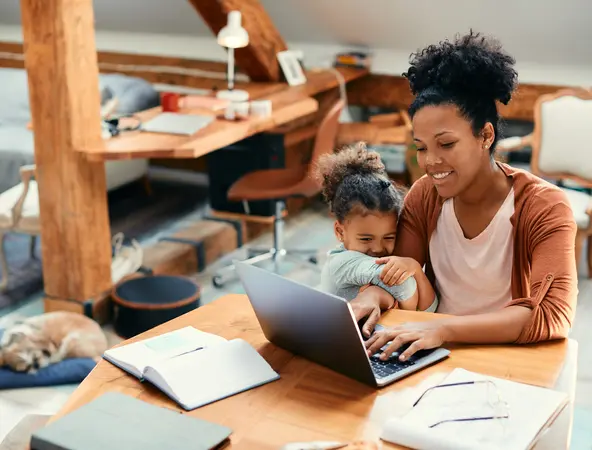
[112,275,201,339]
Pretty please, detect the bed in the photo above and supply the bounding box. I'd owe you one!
[0,68,160,193]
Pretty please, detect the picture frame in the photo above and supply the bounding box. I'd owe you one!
[277,50,307,86]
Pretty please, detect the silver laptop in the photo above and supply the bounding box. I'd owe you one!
[141,112,214,135]
[234,261,450,387]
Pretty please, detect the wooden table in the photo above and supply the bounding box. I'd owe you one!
[76,67,368,161]
[50,295,577,449]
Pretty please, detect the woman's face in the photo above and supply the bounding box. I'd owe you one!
[412,104,493,198]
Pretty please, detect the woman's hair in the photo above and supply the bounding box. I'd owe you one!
[403,30,518,152]
[315,142,405,222]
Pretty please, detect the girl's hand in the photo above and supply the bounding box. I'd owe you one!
[375,256,419,286]
[364,321,447,361]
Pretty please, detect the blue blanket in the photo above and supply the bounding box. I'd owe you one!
[0,328,97,389]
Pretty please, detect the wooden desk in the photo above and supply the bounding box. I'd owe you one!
[77,67,367,161]
[50,295,577,449]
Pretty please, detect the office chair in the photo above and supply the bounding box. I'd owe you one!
[212,99,344,287]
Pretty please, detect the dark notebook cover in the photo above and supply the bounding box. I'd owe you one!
[30,392,232,450]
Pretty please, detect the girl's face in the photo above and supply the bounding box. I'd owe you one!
[412,104,494,199]
[334,211,397,257]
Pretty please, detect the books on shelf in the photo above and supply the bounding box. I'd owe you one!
[380,368,568,450]
[103,326,280,411]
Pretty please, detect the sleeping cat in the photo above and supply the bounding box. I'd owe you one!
[0,311,108,373]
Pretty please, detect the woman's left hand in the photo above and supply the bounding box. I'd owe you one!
[364,321,448,361]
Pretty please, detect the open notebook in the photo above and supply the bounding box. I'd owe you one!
[103,327,280,411]
[381,368,568,450]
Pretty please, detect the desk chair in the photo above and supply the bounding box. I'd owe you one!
[212,100,344,287]
[498,88,592,277]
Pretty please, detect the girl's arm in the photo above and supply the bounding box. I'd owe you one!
[326,250,418,304]
[376,256,437,312]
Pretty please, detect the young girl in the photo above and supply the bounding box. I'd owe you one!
[317,142,438,313]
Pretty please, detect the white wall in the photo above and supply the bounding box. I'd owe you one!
[2,0,591,86]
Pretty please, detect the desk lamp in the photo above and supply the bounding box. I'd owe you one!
[216,11,250,102]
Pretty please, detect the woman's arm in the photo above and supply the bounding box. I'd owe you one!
[411,263,438,312]
[395,179,433,305]
[365,305,531,361]
[506,201,577,343]
[350,286,396,338]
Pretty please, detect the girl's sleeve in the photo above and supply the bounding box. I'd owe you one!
[326,250,417,301]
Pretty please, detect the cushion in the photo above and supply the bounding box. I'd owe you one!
[98,73,160,115]
[0,68,160,121]
[0,328,97,389]
[539,95,592,181]
[561,187,592,229]
[0,358,97,389]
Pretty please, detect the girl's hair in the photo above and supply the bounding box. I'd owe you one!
[315,142,405,222]
[403,30,518,153]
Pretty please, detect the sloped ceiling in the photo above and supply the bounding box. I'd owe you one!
[1,0,591,68]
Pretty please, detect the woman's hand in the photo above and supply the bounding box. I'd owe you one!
[375,256,420,286]
[364,321,448,361]
[350,286,395,338]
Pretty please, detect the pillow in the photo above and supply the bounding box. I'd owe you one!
[98,73,160,115]
[0,328,97,389]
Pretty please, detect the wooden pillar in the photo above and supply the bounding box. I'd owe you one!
[20,0,112,314]
[188,0,287,82]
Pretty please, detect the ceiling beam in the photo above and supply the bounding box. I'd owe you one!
[188,0,287,82]
[20,0,112,312]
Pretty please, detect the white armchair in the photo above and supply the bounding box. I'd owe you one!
[0,165,144,291]
[498,89,592,276]
[0,164,38,290]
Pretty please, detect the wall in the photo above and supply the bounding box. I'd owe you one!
[1,0,591,86]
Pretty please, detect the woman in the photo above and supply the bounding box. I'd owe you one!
[354,31,578,362]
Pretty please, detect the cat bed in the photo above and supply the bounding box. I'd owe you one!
[0,329,97,389]
[112,275,201,339]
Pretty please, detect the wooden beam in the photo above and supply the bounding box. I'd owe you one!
[0,42,365,97]
[188,0,287,82]
[347,74,568,121]
[336,123,409,147]
[20,0,112,309]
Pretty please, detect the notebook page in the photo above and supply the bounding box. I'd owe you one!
[146,338,279,409]
[104,327,226,376]
[382,368,568,450]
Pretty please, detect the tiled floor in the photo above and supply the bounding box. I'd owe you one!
[0,200,591,449]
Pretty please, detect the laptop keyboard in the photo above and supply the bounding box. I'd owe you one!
[359,324,439,379]
[370,357,414,378]
[370,345,437,379]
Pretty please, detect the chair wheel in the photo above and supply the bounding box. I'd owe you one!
[212,275,224,288]
[309,256,318,264]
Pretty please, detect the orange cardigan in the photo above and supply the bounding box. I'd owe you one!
[395,162,578,344]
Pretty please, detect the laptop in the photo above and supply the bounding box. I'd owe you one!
[234,261,450,387]
[141,112,214,135]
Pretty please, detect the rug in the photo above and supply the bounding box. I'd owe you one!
[0,179,209,311]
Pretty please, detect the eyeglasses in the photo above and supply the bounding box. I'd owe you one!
[412,380,510,433]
